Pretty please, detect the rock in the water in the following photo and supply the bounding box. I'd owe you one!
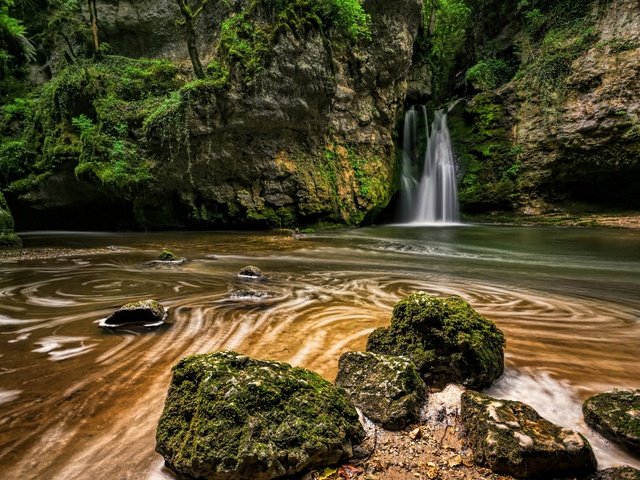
[156,351,365,480]
[238,265,263,278]
[461,390,597,479]
[230,290,268,301]
[99,299,167,328]
[335,351,426,430]
[587,467,640,480]
[366,293,505,389]
[157,249,185,263]
[583,389,640,457]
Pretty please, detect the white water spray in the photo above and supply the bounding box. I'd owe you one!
[400,106,460,224]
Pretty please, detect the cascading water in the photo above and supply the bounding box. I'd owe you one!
[400,106,460,224]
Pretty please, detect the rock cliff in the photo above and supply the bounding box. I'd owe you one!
[446,0,640,215]
[2,0,423,229]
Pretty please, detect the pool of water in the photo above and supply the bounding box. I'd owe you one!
[1,225,639,478]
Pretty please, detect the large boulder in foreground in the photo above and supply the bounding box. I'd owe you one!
[461,391,597,479]
[156,351,365,480]
[366,293,505,389]
[587,467,640,480]
[335,351,426,430]
[583,389,640,457]
[0,192,21,248]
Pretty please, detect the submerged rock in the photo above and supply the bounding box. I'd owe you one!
[461,390,597,479]
[583,389,640,457]
[335,351,426,430]
[238,265,263,278]
[230,290,268,301]
[156,351,365,480]
[366,293,505,389]
[99,299,167,328]
[587,466,640,480]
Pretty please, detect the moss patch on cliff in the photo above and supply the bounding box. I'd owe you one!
[1,56,184,200]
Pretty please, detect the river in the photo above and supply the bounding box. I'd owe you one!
[1,225,639,478]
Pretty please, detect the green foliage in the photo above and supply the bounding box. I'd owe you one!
[465,59,513,91]
[1,56,183,197]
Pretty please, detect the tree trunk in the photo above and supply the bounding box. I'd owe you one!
[177,0,205,79]
[185,18,205,79]
[87,0,100,54]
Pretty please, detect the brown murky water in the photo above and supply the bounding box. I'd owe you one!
[1,225,639,478]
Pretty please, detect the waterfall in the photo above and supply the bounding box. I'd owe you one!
[399,106,460,224]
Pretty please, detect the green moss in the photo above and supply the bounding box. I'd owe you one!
[366,293,505,389]
[158,250,179,261]
[583,389,640,455]
[0,191,21,248]
[156,351,365,479]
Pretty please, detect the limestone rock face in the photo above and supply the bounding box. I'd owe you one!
[450,0,640,215]
[156,351,365,480]
[583,389,640,457]
[461,391,597,479]
[0,193,21,248]
[366,293,505,389]
[335,351,426,430]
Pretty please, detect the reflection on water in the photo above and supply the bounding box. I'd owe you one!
[0,226,639,478]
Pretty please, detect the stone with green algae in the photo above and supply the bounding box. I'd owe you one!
[583,389,640,458]
[366,293,505,389]
[461,390,597,479]
[155,351,365,480]
[587,466,640,480]
[0,192,21,248]
[335,351,426,431]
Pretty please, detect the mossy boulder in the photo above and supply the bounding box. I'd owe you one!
[461,391,597,479]
[156,351,365,480]
[238,266,263,278]
[335,351,426,431]
[366,293,505,389]
[583,389,640,458]
[0,192,21,248]
[99,299,167,328]
[158,250,180,262]
[587,467,640,480]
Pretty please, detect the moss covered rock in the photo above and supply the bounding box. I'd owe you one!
[156,351,365,480]
[335,351,426,431]
[366,293,505,389]
[461,390,597,479]
[99,299,167,328]
[587,467,640,480]
[0,192,21,248]
[238,266,263,278]
[583,389,640,458]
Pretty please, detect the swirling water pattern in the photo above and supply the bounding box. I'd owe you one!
[0,226,639,478]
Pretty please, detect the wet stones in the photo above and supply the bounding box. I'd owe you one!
[461,390,597,479]
[586,466,640,480]
[238,265,263,278]
[335,351,426,430]
[583,389,640,457]
[366,293,505,389]
[99,299,167,328]
[156,351,365,480]
[230,290,268,301]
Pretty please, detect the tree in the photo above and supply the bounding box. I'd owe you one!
[176,0,208,79]
[86,0,99,53]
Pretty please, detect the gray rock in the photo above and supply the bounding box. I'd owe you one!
[230,290,268,301]
[100,299,167,328]
[335,351,426,430]
[366,293,505,389]
[156,351,365,480]
[461,390,597,479]
[583,389,640,458]
[587,467,640,480]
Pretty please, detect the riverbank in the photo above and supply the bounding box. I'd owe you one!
[464,212,640,229]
